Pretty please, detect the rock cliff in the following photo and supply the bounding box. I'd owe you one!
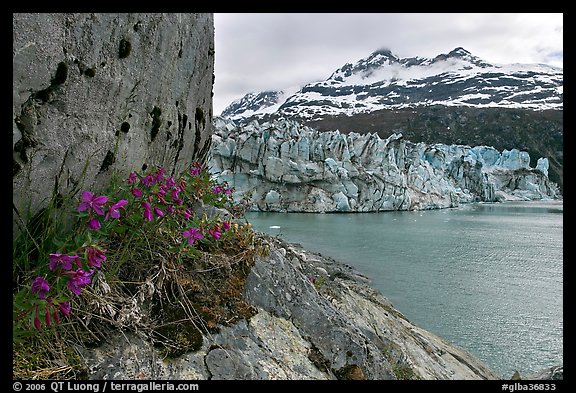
[209,117,560,212]
[77,235,501,380]
[13,13,214,233]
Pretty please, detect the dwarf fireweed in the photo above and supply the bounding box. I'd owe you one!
[14,162,238,333]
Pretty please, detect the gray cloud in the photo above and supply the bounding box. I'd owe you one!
[213,13,563,115]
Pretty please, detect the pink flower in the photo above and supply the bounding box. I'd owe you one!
[66,268,94,296]
[153,167,166,183]
[179,209,192,220]
[222,221,231,231]
[131,188,143,198]
[45,303,52,327]
[171,189,180,201]
[31,277,50,299]
[209,229,221,240]
[127,172,138,185]
[34,307,41,331]
[190,163,203,176]
[141,175,154,187]
[49,254,74,271]
[165,177,176,189]
[77,191,108,216]
[58,301,71,317]
[105,199,128,221]
[88,217,102,230]
[141,202,153,221]
[183,227,204,245]
[87,247,106,268]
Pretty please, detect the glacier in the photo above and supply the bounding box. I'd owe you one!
[209,116,560,213]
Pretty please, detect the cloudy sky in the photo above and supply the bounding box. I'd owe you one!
[212,13,563,115]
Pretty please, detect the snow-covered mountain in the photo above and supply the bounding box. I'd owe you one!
[221,47,563,122]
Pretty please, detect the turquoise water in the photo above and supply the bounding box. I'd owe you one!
[244,200,563,378]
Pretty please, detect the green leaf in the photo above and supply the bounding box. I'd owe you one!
[113,225,127,234]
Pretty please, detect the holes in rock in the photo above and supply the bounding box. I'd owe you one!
[119,39,132,59]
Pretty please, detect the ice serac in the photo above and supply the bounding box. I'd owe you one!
[209,117,560,212]
[13,13,214,234]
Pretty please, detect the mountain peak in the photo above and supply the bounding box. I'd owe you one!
[448,47,472,57]
[432,47,492,67]
[370,47,397,58]
[221,47,562,121]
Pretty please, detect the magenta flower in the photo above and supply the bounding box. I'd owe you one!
[87,247,107,268]
[48,254,81,271]
[105,199,128,221]
[77,191,108,216]
[127,172,138,185]
[209,229,221,240]
[225,187,232,196]
[66,268,94,296]
[141,175,154,187]
[52,308,60,325]
[171,188,180,200]
[167,206,175,214]
[165,177,176,189]
[222,221,231,231]
[49,254,73,271]
[154,207,164,218]
[31,277,50,299]
[88,217,102,230]
[45,303,52,327]
[179,209,192,220]
[190,163,203,176]
[183,227,204,245]
[58,301,71,317]
[131,188,143,198]
[153,167,165,183]
[212,186,222,194]
[141,202,153,221]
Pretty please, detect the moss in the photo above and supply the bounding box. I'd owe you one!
[152,303,204,358]
[334,364,365,380]
[392,363,417,380]
[119,39,132,59]
[52,61,68,85]
[381,342,419,380]
[313,275,326,290]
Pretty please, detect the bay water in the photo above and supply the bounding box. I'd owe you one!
[244,200,563,378]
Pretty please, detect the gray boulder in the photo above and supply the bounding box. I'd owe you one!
[13,13,214,234]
